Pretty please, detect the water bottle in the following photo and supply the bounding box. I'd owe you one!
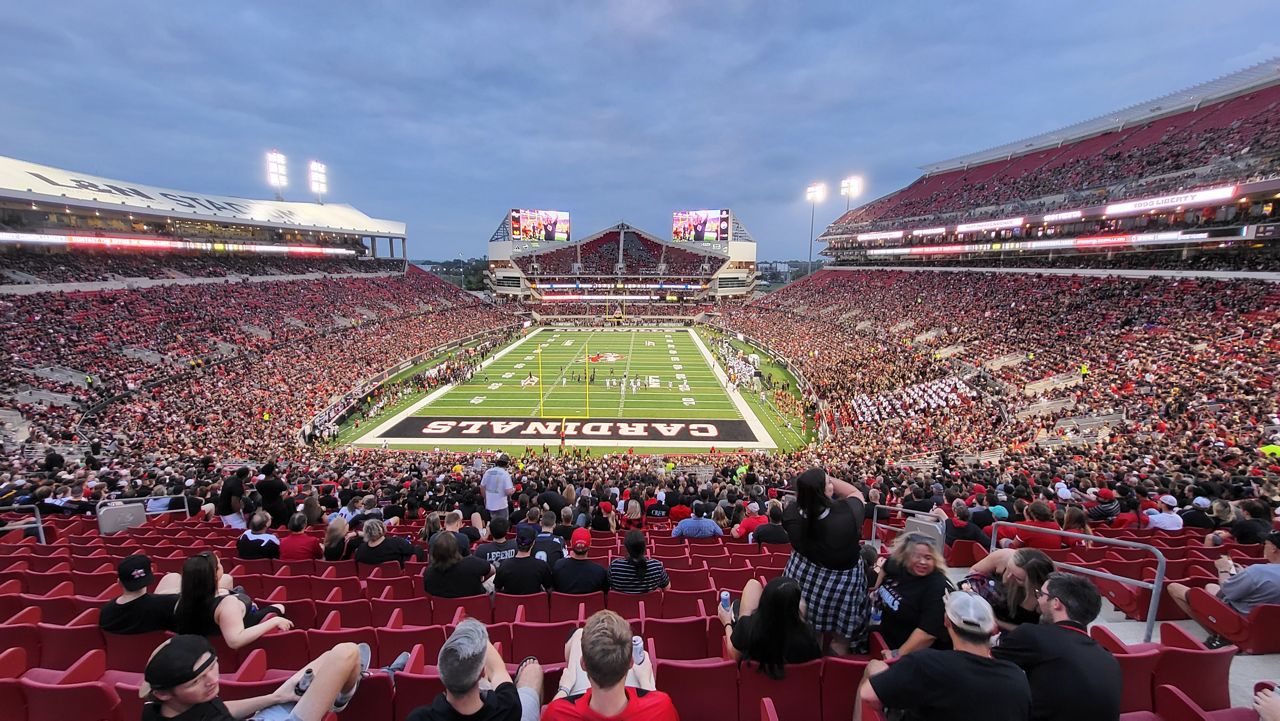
[720,591,731,610]
[294,668,314,696]
[631,636,645,665]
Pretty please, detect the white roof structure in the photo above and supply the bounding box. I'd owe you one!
[0,155,405,236]
[920,58,1280,174]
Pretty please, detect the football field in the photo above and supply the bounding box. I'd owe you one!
[353,327,777,452]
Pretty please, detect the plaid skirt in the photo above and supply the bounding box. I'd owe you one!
[784,551,870,645]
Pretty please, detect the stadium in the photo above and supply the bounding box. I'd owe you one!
[1,26,1279,721]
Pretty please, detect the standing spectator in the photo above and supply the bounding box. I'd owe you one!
[423,531,493,598]
[858,592,1030,721]
[993,573,1121,721]
[481,454,515,521]
[406,618,543,721]
[494,527,553,595]
[607,531,670,595]
[216,468,249,529]
[671,502,722,538]
[717,577,821,678]
[870,532,951,658]
[236,511,280,560]
[256,471,291,528]
[782,468,869,655]
[279,513,323,562]
[543,611,676,719]
[552,528,610,595]
[354,519,418,568]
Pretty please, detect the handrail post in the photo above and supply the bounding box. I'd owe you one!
[0,504,46,545]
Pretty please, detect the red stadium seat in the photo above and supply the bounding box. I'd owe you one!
[654,657,737,721]
[1186,588,1280,655]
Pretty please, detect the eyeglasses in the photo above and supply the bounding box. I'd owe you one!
[1033,588,1054,600]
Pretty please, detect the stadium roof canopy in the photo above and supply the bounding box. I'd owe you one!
[920,58,1280,174]
[0,155,405,237]
[514,221,729,258]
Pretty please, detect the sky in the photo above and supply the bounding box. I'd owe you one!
[1,1,1277,261]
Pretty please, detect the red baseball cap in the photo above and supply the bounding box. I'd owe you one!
[599,501,614,515]
[1097,488,1116,501]
[571,528,591,552]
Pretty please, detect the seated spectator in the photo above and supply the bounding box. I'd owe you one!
[591,500,618,533]
[323,515,361,561]
[100,555,185,635]
[711,505,732,532]
[859,592,1030,721]
[731,501,766,540]
[1059,507,1093,548]
[607,530,670,594]
[423,530,493,598]
[552,528,610,594]
[717,577,821,677]
[1206,500,1273,547]
[993,572,1121,721]
[962,548,1055,630]
[1002,501,1062,550]
[944,500,991,548]
[533,510,566,564]
[279,513,323,562]
[1144,494,1184,531]
[671,501,723,538]
[619,499,645,530]
[141,635,369,721]
[494,527,553,595]
[353,519,417,568]
[474,516,518,567]
[1179,496,1216,530]
[1085,488,1120,523]
[236,511,281,560]
[146,485,172,514]
[1168,531,1280,647]
[515,507,542,538]
[407,618,543,721]
[870,533,951,658]
[443,511,475,556]
[173,552,292,649]
[751,504,789,544]
[543,611,676,719]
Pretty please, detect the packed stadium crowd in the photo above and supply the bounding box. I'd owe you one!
[514,232,721,278]
[863,247,1280,273]
[0,250,404,285]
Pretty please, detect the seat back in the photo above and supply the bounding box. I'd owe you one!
[1113,648,1161,712]
[821,656,870,721]
[736,659,823,721]
[655,658,737,721]
[644,617,712,660]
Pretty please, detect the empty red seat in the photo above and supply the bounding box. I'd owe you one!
[737,659,823,721]
[494,592,549,623]
[655,657,737,721]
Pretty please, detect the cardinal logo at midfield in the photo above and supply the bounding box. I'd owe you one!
[587,353,626,363]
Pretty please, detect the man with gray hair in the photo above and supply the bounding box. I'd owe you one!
[406,618,543,721]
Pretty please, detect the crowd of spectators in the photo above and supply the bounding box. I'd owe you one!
[513,231,723,278]
[0,249,402,284]
[864,247,1280,273]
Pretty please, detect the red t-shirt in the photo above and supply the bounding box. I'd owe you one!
[669,505,692,523]
[541,688,680,721]
[278,533,322,561]
[1013,520,1064,550]
[738,515,768,538]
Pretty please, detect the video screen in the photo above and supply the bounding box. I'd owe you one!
[511,209,570,242]
[672,209,730,243]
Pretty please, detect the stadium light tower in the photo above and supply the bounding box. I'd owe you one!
[309,161,327,204]
[266,150,288,201]
[806,182,827,277]
[840,175,864,211]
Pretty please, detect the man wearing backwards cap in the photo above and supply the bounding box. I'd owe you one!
[551,528,610,595]
[1144,494,1185,531]
[140,635,368,721]
[858,592,1030,721]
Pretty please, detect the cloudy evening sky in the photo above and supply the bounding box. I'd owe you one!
[1,1,1277,260]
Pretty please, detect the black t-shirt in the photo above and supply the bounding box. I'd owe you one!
[553,524,575,545]
[645,502,669,518]
[782,497,864,570]
[903,498,935,514]
[730,614,822,666]
[354,536,418,567]
[1231,518,1272,545]
[423,556,491,598]
[1177,509,1216,530]
[752,522,789,545]
[993,621,1120,721]
[474,539,518,567]
[531,534,565,565]
[257,477,290,527]
[493,555,553,595]
[945,520,991,547]
[404,681,523,721]
[874,561,951,651]
[552,557,610,594]
[324,537,361,561]
[236,534,280,560]
[319,495,340,511]
[215,476,244,516]
[99,593,178,634]
[869,648,1030,721]
[537,491,568,518]
[142,699,234,721]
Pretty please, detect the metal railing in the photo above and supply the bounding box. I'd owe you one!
[867,503,946,550]
[96,495,193,519]
[0,504,46,544]
[987,521,1168,642]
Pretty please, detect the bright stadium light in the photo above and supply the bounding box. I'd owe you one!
[266,150,288,200]
[806,182,827,278]
[840,175,864,211]
[309,161,327,203]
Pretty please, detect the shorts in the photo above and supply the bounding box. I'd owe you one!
[249,704,303,721]
[221,513,247,529]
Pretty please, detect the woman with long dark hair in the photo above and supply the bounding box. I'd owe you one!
[607,530,669,594]
[422,529,492,598]
[781,467,869,655]
[173,552,291,649]
[717,577,821,679]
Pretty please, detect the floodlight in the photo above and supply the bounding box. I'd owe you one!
[266,150,288,189]
[309,161,327,197]
[840,176,864,198]
[805,182,827,203]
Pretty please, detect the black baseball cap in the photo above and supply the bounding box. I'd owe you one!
[118,554,154,592]
[516,526,537,549]
[140,635,217,697]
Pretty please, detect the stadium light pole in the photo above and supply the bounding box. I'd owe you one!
[806,182,826,278]
[266,150,288,201]
[840,175,864,212]
[309,161,327,204]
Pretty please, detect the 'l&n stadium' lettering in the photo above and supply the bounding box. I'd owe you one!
[387,416,757,442]
[25,171,253,214]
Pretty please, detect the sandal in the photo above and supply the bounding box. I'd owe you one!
[515,655,540,682]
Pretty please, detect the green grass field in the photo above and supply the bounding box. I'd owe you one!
[349,326,802,454]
